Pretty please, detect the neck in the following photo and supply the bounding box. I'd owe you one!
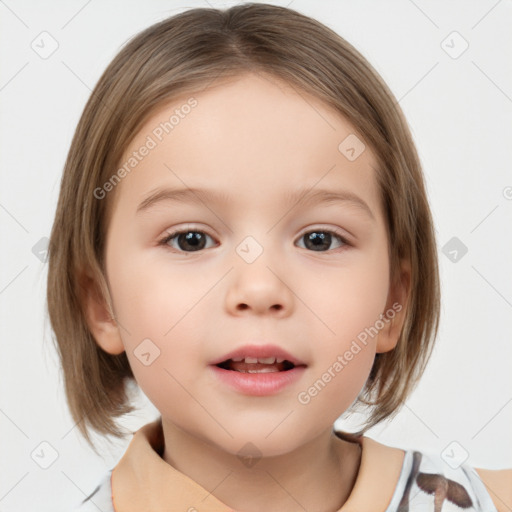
[161,420,362,512]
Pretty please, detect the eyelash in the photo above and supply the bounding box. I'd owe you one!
[157,225,351,253]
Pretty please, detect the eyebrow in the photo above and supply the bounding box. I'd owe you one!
[136,186,375,220]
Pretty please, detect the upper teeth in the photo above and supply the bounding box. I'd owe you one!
[231,357,285,364]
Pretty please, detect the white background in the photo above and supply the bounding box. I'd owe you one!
[1,0,511,510]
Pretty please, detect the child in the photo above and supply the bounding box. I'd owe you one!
[46,3,511,511]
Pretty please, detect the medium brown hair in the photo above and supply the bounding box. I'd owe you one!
[47,3,440,449]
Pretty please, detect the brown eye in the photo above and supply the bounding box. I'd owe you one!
[160,230,215,252]
[296,230,348,252]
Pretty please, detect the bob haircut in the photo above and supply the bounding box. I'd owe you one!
[47,2,440,450]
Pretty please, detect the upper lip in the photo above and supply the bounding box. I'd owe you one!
[210,344,307,366]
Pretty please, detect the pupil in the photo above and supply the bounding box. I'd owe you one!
[179,232,205,251]
[306,232,330,251]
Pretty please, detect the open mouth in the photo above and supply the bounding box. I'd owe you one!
[216,356,297,373]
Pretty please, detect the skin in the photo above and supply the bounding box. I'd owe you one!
[83,71,412,511]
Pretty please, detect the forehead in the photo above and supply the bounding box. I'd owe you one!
[110,72,382,221]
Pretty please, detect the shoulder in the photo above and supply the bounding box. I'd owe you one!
[474,467,512,512]
[387,448,502,512]
[73,470,114,512]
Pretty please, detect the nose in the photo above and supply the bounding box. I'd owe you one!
[224,253,294,317]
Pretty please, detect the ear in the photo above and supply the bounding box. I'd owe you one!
[79,270,125,355]
[376,258,411,354]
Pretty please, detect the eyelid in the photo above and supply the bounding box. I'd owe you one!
[158,223,353,252]
[158,224,217,245]
[296,225,353,246]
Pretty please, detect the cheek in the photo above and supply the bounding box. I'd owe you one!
[286,252,389,418]
[106,250,216,396]
[298,354,373,427]
[298,252,390,347]
[108,250,210,339]
[110,262,207,414]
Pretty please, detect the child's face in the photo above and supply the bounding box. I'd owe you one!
[91,72,407,456]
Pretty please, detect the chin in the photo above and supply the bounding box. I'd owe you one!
[204,423,319,460]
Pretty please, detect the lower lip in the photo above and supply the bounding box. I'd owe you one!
[210,365,306,396]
